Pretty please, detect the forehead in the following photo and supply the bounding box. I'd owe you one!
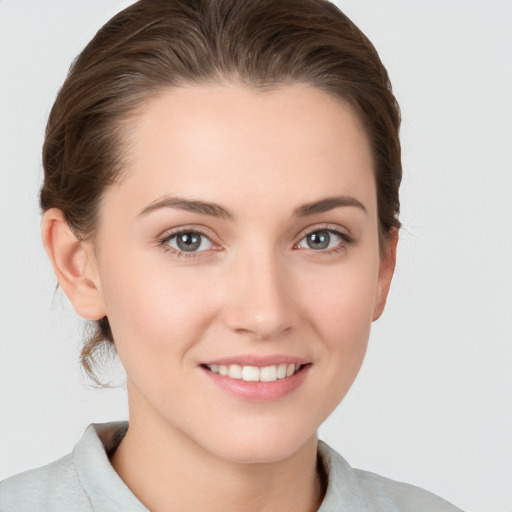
[104,83,376,220]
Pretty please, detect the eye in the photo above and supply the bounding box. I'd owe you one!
[165,231,213,253]
[297,229,345,251]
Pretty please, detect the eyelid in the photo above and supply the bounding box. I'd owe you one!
[155,223,354,259]
[156,225,223,257]
[293,223,356,255]
[295,223,354,243]
[157,224,218,242]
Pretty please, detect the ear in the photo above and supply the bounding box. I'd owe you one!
[41,208,106,320]
[372,228,398,321]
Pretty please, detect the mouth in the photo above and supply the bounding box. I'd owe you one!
[202,363,307,383]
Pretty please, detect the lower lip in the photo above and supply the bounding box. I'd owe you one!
[200,365,311,402]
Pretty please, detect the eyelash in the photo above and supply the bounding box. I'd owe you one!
[157,227,216,260]
[157,224,355,259]
[295,225,355,256]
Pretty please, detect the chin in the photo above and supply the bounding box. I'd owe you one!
[199,422,318,465]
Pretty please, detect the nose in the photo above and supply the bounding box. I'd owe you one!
[222,248,298,340]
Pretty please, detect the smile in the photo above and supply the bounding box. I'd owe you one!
[204,363,303,382]
[201,359,311,401]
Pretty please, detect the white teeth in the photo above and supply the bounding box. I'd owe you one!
[260,365,277,382]
[277,363,287,379]
[206,363,302,382]
[227,364,242,379]
[241,366,260,382]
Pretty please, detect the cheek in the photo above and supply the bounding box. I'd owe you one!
[99,264,224,416]
[99,258,220,365]
[300,255,379,384]
[303,257,379,339]
[315,285,374,378]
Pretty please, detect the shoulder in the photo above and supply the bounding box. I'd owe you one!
[353,468,463,512]
[318,441,463,512]
[0,453,92,511]
[0,422,144,512]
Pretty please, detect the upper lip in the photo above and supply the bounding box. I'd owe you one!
[200,354,310,367]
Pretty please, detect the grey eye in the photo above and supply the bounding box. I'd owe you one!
[298,230,342,251]
[167,232,213,252]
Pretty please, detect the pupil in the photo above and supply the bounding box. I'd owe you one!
[308,231,330,250]
[177,233,201,251]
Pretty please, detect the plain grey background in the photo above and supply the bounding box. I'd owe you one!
[1,2,511,511]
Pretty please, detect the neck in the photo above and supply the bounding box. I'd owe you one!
[111,388,325,512]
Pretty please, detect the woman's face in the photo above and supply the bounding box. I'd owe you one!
[87,83,395,463]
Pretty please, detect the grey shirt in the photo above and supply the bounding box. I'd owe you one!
[0,422,462,511]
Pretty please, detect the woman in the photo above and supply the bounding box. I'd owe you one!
[0,0,463,510]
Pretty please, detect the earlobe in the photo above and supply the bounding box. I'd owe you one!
[372,228,398,321]
[41,208,106,320]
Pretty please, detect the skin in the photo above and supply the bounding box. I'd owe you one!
[42,83,397,512]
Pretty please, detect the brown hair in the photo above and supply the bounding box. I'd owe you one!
[41,0,401,382]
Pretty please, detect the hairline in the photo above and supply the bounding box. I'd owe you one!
[82,77,388,257]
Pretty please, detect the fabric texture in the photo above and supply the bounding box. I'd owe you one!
[0,422,463,511]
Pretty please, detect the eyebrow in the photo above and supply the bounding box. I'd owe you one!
[138,194,366,219]
[293,195,367,217]
[139,196,235,219]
